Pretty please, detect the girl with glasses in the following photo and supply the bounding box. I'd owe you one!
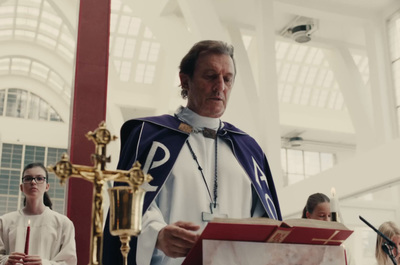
[0,162,77,265]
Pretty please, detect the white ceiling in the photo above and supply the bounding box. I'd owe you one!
[1,0,399,151]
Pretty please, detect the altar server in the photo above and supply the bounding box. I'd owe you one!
[0,162,77,265]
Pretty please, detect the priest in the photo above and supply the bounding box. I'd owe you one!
[103,40,282,265]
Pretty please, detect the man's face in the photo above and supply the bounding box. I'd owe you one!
[180,53,235,118]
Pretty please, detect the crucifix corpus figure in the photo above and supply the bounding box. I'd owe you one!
[49,121,152,265]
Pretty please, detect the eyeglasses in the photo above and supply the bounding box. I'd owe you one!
[22,176,46,184]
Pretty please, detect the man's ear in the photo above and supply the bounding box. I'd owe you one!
[179,73,189,89]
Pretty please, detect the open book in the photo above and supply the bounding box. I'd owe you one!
[182,217,353,265]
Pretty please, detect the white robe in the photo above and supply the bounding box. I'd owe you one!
[0,207,77,265]
[137,108,264,265]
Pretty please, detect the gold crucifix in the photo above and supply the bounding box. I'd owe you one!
[48,121,152,265]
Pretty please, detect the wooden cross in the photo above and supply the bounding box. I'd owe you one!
[48,121,152,265]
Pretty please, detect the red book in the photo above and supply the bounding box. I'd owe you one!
[182,217,353,265]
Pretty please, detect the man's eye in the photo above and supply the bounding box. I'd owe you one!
[37,177,45,181]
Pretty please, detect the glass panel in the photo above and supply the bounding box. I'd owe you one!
[1,144,23,168]
[304,151,320,177]
[109,5,159,85]
[282,148,335,186]
[24,146,46,165]
[280,149,288,186]
[287,149,304,175]
[320,152,334,171]
[6,88,27,118]
[275,40,346,110]
[0,89,5,115]
[38,98,49,120]
[28,93,40,120]
[0,167,21,215]
[49,107,62,122]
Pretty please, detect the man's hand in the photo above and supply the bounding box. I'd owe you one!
[156,221,200,258]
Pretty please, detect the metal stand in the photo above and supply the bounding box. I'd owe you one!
[49,121,152,265]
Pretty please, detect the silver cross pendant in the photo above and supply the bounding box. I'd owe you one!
[202,203,228,222]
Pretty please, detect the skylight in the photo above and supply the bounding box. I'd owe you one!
[276,40,347,111]
[110,0,160,84]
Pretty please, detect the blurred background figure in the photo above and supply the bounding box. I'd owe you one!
[302,193,331,221]
[375,221,400,265]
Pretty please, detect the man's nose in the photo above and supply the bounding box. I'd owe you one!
[213,75,225,91]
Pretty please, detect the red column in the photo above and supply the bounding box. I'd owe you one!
[68,1,111,264]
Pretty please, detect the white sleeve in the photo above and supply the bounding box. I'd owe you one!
[0,218,9,265]
[42,218,77,265]
[136,201,167,265]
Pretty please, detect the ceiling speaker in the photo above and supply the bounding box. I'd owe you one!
[291,24,312,43]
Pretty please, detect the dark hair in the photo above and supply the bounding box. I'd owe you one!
[178,40,236,99]
[22,162,53,209]
[301,193,330,218]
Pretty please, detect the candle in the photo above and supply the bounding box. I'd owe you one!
[330,187,339,222]
[24,219,30,254]
[330,187,338,212]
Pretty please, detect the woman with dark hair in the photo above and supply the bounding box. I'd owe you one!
[0,162,77,265]
[301,192,331,221]
[23,163,52,210]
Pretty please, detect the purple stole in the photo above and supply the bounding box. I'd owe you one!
[103,114,282,265]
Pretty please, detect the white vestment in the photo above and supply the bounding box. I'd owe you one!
[137,107,264,265]
[0,207,77,265]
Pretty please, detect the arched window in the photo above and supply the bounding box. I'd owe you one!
[0,88,63,122]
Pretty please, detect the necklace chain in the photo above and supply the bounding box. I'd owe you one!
[186,128,219,207]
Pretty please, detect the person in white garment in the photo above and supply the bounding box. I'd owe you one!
[0,162,77,265]
[301,193,331,221]
[102,40,282,265]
